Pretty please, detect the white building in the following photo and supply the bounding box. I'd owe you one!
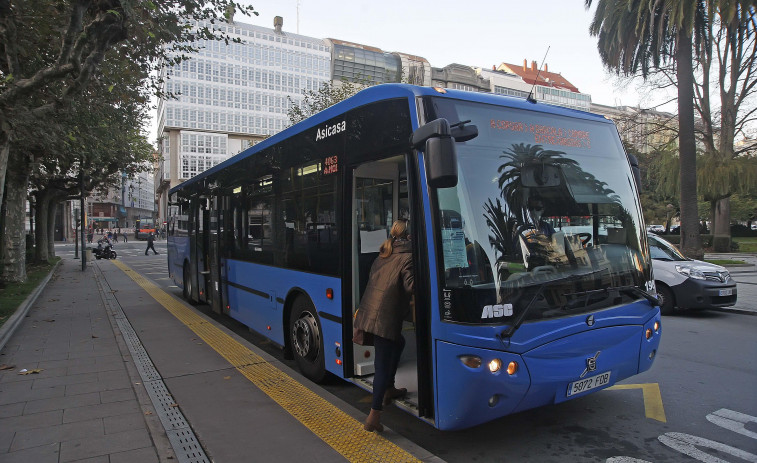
[155,16,331,223]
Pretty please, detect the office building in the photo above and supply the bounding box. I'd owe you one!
[155,17,331,223]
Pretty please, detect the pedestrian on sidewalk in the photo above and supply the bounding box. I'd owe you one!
[113,229,119,243]
[145,232,159,255]
[353,219,413,433]
[123,230,128,243]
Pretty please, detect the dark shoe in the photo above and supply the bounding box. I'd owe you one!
[383,387,407,406]
[364,409,383,433]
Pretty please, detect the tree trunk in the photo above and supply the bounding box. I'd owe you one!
[34,190,51,263]
[0,126,9,223]
[47,200,57,259]
[1,170,29,283]
[712,197,731,252]
[676,30,703,259]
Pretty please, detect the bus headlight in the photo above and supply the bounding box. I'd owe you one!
[488,359,502,373]
[460,355,482,369]
[654,321,660,332]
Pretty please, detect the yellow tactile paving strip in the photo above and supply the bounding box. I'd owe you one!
[111,260,421,463]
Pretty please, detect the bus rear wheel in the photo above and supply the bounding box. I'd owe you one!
[289,296,326,383]
[183,264,193,302]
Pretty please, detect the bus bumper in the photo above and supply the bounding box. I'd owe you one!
[434,317,661,431]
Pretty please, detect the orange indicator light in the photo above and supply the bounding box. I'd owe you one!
[507,361,518,375]
[336,359,342,365]
[326,288,334,300]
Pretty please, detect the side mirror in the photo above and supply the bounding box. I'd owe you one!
[411,118,472,189]
[425,136,458,189]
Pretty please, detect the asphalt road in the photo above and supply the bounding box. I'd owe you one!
[58,241,757,462]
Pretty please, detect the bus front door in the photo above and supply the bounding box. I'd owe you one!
[349,156,420,412]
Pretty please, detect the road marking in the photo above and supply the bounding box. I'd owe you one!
[706,409,757,440]
[111,260,420,463]
[607,383,666,422]
[658,432,757,462]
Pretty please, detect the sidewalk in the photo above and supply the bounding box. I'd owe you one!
[0,260,167,462]
[1,257,439,463]
[704,252,757,316]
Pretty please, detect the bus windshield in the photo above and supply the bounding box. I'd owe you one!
[428,98,650,325]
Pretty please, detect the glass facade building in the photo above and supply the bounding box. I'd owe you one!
[330,42,401,84]
[157,20,331,183]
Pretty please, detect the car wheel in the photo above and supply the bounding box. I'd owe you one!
[656,284,675,315]
[289,295,326,383]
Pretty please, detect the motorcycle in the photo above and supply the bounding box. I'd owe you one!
[92,238,117,260]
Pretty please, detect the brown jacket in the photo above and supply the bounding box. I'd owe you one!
[354,240,414,341]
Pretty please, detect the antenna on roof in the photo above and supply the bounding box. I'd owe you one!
[526,46,550,104]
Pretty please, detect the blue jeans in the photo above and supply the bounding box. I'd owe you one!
[372,334,405,411]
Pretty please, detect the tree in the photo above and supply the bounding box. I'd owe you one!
[586,0,707,258]
[0,0,256,281]
[693,3,756,249]
[286,79,368,126]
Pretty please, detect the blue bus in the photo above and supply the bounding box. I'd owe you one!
[167,84,661,430]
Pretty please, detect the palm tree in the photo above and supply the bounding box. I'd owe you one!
[586,0,706,258]
[498,143,578,224]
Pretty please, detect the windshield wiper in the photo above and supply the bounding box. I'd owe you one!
[560,284,659,313]
[607,285,659,306]
[500,268,609,340]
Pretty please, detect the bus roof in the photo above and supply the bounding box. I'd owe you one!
[169,84,612,195]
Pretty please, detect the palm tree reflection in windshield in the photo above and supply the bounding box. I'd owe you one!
[484,143,638,307]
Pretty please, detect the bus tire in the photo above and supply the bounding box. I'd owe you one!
[183,263,193,302]
[289,295,326,383]
[656,283,675,315]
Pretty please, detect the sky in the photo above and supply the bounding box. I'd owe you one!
[235,0,669,107]
[149,0,678,140]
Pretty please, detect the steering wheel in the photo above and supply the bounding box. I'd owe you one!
[578,233,592,246]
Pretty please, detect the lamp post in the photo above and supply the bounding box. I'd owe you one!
[80,158,86,271]
[73,207,80,259]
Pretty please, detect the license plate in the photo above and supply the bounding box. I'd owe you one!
[719,289,733,296]
[567,371,611,397]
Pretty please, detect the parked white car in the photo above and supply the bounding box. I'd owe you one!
[646,224,665,233]
[648,234,737,314]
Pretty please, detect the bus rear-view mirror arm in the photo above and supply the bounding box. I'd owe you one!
[411,118,478,189]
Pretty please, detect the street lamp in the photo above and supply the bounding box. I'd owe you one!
[73,207,80,259]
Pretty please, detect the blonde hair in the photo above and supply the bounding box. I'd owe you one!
[379,219,409,258]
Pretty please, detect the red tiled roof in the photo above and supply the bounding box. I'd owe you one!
[498,60,579,93]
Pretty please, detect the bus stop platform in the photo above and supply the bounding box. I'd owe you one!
[0,259,441,463]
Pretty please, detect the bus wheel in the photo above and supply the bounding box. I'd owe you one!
[183,264,193,302]
[656,284,675,315]
[289,296,326,383]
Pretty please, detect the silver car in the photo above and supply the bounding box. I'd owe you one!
[648,234,737,314]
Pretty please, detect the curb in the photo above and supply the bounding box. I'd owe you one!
[710,307,757,316]
[0,259,62,352]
